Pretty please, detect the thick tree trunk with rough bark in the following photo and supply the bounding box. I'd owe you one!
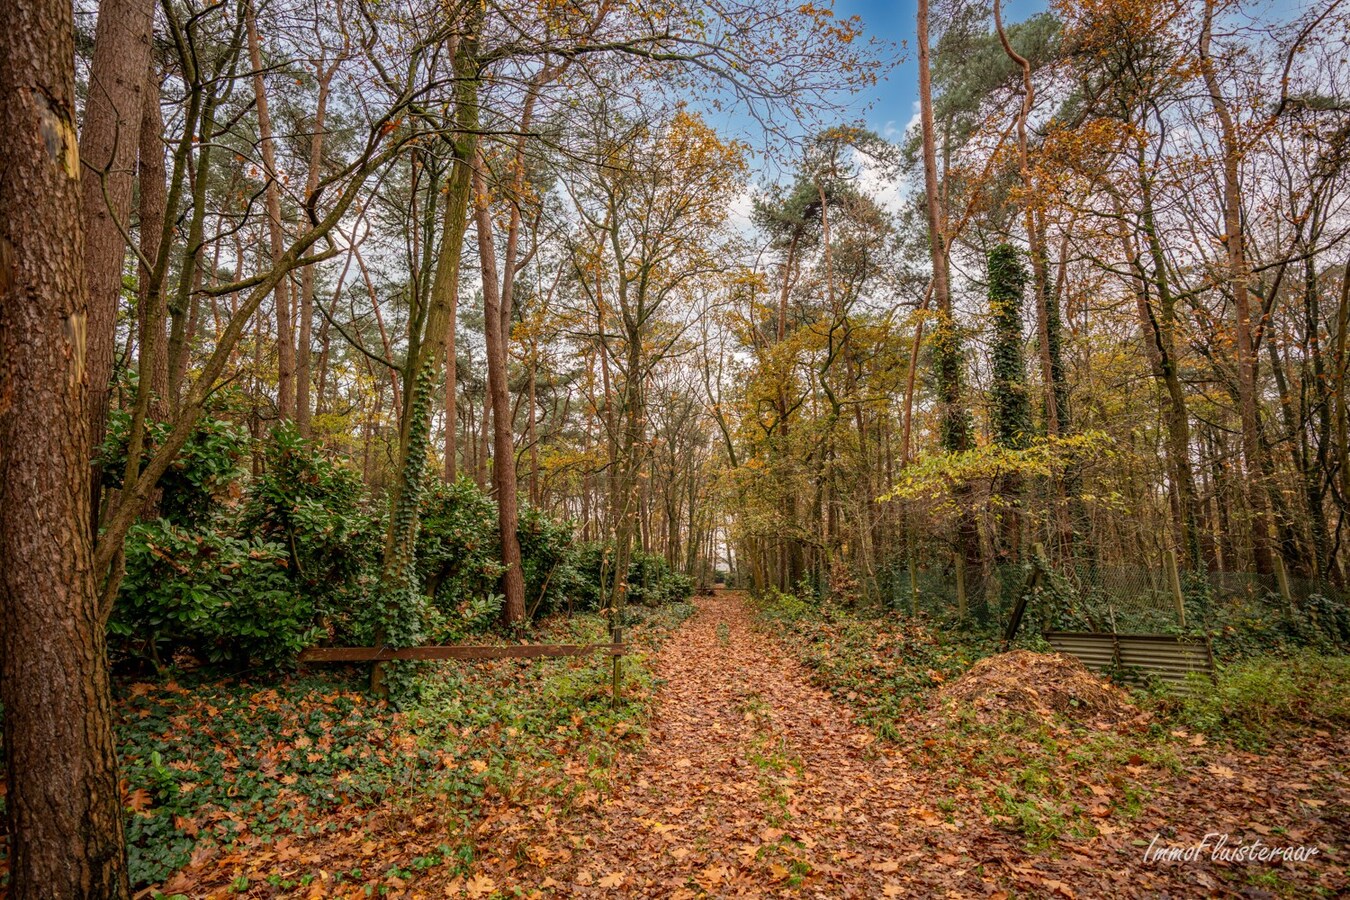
[0,0,132,893]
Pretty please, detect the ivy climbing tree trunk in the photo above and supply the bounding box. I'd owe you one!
[988,244,1032,559]
[918,0,979,589]
[0,0,132,892]
[373,28,480,690]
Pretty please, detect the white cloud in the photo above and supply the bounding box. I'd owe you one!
[725,182,757,237]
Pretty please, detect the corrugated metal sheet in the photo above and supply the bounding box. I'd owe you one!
[1044,631,1215,696]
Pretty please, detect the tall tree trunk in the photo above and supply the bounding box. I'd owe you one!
[1118,175,1205,567]
[1200,0,1274,575]
[246,0,296,422]
[444,329,458,481]
[426,145,469,487]
[79,0,155,528]
[473,157,527,625]
[0,0,131,891]
[918,0,978,584]
[993,0,1061,436]
[917,0,950,326]
[137,64,169,424]
[528,342,540,504]
[296,61,338,437]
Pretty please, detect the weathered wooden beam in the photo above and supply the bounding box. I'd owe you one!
[298,643,627,663]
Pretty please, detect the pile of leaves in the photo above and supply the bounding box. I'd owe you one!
[752,590,996,740]
[937,649,1137,724]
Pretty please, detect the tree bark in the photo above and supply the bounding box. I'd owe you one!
[918,0,978,583]
[993,0,1061,436]
[297,60,338,437]
[1200,0,1275,575]
[473,157,528,625]
[246,0,296,422]
[78,0,155,528]
[137,64,169,424]
[0,0,132,891]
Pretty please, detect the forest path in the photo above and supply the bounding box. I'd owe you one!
[442,591,966,898]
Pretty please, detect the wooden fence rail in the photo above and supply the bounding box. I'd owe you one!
[298,643,626,663]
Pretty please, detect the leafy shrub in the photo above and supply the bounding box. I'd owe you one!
[1161,651,1350,748]
[753,587,814,623]
[572,543,694,610]
[239,424,378,640]
[416,477,505,611]
[112,521,321,669]
[1206,591,1350,661]
[571,541,613,611]
[100,404,249,528]
[517,505,580,617]
[629,552,693,605]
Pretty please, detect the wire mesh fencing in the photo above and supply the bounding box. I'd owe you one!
[876,551,1350,660]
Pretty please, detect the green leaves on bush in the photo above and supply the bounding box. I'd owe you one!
[113,521,320,669]
[110,426,693,671]
[417,477,506,612]
[240,423,379,635]
[100,404,249,528]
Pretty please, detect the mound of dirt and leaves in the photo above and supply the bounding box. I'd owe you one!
[937,649,1138,724]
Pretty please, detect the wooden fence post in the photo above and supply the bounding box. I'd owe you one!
[955,552,967,619]
[1000,542,1046,649]
[611,625,623,709]
[908,547,919,617]
[1164,549,1186,628]
[1274,555,1294,610]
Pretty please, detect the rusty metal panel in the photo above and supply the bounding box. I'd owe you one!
[1044,632,1213,695]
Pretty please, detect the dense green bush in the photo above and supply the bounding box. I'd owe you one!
[517,505,581,617]
[570,541,612,610]
[416,477,505,610]
[100,404,249,528]
[1205,591,1350,661]
[572,542,694,610]
[1157,652,1350,748]
[628,551,694,605]
[112,521,320,669]
[239,424,378,637]
[107,422,670,669]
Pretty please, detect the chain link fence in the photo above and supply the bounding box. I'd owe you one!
[876,553,1350,661]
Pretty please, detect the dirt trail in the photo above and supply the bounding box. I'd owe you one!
[443,592,970,898]
[438,592,1348,898]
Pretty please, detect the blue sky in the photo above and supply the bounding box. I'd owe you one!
[834,0,1049,143]
[716,0,1050,226]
